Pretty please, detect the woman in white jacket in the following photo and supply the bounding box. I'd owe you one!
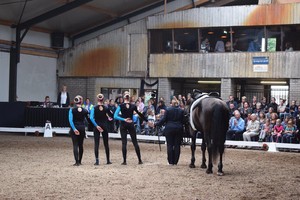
[243,114,260,141]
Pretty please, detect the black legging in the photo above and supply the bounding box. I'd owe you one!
[120,123,142,163]
[93,127,110,163]
[70,125,85,164]
[165,130,182,165]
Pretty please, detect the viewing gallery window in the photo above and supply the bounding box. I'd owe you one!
[173,29,198,53]
[150,29,172,53]
[231,26,264,52]
[149,25,300,53]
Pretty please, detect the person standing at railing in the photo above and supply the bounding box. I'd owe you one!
[68,95,88,166]
[90,93,112,165]
[57,85,70,108]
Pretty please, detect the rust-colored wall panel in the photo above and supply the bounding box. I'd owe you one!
[73,48,120,76]
[245,4,293,25]
[148,3,300,29]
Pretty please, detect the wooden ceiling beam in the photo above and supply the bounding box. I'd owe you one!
[0,19,52,33]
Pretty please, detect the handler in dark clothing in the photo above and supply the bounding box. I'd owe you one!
[114,91,148,165]
[68,95,88,166]
[154,99,185,165]
[90,93,112,165]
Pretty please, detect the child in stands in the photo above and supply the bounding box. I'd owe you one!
[272,119,283,143]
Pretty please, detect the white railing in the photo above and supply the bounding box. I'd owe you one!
[0,127,299,152]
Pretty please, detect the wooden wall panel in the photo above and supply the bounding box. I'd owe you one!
[149,52,300,78]
[147,3,300,29]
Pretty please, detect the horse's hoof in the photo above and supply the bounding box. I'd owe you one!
[206,169,213,174]
[217,171,224,176]
[189,164,196,168]
[200,164,207,169]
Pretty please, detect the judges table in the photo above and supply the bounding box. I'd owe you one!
[25,107,69,127]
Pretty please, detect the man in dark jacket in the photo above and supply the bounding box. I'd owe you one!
[154,99,185,165]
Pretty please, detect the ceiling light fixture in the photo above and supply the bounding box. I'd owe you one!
[198,80,221,84]
[260,81,287,85]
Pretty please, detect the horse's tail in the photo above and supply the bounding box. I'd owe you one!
[211,102,229,163]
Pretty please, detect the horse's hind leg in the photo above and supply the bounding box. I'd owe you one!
[206,143,213,174]
[217,145,225,176]
[200,140,207,169]
[189,133,196,168]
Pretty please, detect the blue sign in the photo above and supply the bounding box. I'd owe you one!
[252,57,269,65]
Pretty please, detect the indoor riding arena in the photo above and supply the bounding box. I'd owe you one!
[1,0,300,199]
[0,133,299,200]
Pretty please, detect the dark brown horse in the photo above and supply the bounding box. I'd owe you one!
[188,92,229,175]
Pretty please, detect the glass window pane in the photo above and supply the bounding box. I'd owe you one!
[282,25,300,51]
[266,26,281,52]
[231,26,265,52]
[200,28,231,53]
[150,29,172,53]
[174,29,198,53]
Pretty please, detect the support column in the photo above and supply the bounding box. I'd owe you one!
[289,79,300,105]
[220,78,235,101]
[9,47,18,102]
[158,78,171,103]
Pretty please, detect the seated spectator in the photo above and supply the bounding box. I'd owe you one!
[82,97,94,132]
[243,114,260,142]
[239,102,252,119]
[247,38,260,52]
[277,99,287,120]
[281,116,291,130]
[226,95,238,109]
[228,103,236,117]
[260,97,268,113]
[225,41,232,52]
[42,96,53,108]
[258,111,266,127]
[285,42,293,51]
[214,40,225,52]
[144,109,156,135]
[289,100,298,116]
[253,102,262,116]
[268,97,278,115]
[155,109,166,136]
[82,98,93,113]
[226,110,245,141]
[238,96,247,110]
[133,112,141,135]
[266,107,274,119]
[156,100,167,115]
[258,119,272,142]
[250,96,258,111]
[143,99,155,117]
[282,119,296,143]
[200,38,210,53]
[270,112,278,127]
[271,119,283,143]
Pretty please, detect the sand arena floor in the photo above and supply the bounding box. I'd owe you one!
[0,133,300,200]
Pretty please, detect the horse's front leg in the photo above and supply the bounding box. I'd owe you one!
[189,133,196,168]
[200,138,207,169]
[217,144,225,176]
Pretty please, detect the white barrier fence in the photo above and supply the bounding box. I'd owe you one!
[0,126,299,152]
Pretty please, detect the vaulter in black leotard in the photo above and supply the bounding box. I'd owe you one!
[114,91,148,165]
[90,93,112,165]
[68,95,88,166]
